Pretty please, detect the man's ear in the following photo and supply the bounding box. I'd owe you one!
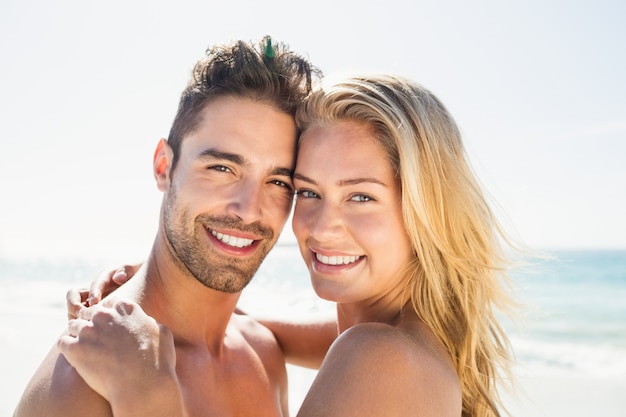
[153,138,173,191]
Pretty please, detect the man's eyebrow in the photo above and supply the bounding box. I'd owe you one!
[197,148,244,165]
[198,148,292,177]
[273,167,294,177]
[293,173,386,187]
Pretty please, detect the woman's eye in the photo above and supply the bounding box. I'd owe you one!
[351,194,373,203]
[296,189,320,199]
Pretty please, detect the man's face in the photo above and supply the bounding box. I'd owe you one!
[161,96,297,293]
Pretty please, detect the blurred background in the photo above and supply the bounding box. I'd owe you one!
[1,0,625,262]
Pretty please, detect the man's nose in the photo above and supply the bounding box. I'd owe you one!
[226,179,263,224]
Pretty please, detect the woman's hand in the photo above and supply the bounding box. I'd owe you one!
[66,263,142,319]
[58,299,185,416]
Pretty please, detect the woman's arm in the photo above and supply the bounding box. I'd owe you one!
[67,264,338,369]
[254,313,338,369]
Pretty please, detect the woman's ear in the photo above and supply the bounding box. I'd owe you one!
[153,138,173,191]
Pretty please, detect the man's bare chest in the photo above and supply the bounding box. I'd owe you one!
[174,342,286,417]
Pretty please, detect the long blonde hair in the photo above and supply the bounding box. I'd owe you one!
[297,73,515,417]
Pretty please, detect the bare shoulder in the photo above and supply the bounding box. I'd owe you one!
[335,322,457,375]
[231,311,287,371]
[232,310,281,349]
[14,342,111,417]
[297,323,461,417]
[230,312,289,413]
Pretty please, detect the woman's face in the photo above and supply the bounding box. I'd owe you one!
[292,120,414,305]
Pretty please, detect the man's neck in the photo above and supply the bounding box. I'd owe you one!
[113,249,243,354]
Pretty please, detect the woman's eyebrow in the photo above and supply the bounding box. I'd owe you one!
[294,173,386,187]
[293,173,317,185]
[338,178,387,187]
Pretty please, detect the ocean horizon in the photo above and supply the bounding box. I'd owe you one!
[2,247,624,377]
[1,247,625,415]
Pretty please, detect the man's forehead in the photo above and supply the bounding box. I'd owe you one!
[178,96,297,164]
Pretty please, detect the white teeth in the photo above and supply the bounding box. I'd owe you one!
[211,231,254,248]
[315,253,361,265]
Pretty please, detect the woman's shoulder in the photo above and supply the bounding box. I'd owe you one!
[333,322,457,380]
[298,322,462,417]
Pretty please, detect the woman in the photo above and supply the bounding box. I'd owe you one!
[67,73,516,417]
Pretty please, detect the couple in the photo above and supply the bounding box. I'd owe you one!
[14,36,515,417]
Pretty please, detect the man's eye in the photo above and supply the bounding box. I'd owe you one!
[209,165,232,173]
[296,189,320,199]
[270,179,293,191]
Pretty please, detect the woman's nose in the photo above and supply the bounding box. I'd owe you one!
[307,202,345,242]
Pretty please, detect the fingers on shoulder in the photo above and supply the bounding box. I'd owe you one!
[89,298,141,319]
[158,322,174,339]
[110,299,141,315]
[57,333,77,356]
[76,304,115,325]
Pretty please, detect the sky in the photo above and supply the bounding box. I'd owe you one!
[1,0,625,262]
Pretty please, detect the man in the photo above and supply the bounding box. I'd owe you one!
[14,36,328,417]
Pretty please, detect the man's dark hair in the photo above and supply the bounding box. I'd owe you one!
[167,36,320,170]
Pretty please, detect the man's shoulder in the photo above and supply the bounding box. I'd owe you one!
[14,343,111,417]
[230,312,287,370]
[227,311,288,397]
[231,311,280,347]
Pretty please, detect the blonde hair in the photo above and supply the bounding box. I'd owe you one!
[297,73,515,417]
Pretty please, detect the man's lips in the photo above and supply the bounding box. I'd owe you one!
[210,230,255,248]
[204,227,265,256]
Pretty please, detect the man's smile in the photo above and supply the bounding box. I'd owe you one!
[210,230,255,248]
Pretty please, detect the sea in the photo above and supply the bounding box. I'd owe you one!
[1,246,625,380]
[504,249,626,378]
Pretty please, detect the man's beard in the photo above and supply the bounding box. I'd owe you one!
[163,189,276,293]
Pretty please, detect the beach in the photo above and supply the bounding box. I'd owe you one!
[2,249,625,416]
